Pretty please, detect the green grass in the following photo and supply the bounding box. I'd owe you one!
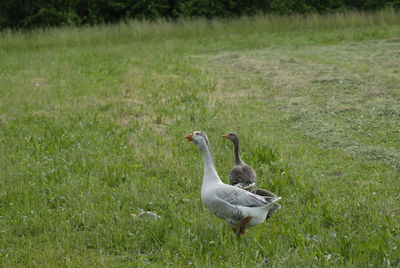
[1,9,400,267]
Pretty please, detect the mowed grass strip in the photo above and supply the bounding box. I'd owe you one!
[1,10,399,267]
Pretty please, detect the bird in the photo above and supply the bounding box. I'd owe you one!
[222,132,257,190]
[223,132,281,216]
[185,131,281,235]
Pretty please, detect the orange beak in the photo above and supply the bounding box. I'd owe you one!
[222,133,229,138]
[185,133,193,141]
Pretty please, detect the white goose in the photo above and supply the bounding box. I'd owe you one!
[185,131,281,234]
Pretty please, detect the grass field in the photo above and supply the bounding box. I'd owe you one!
[1,9,400,267]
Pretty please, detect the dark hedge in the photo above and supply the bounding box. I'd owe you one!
[1,0,399,30]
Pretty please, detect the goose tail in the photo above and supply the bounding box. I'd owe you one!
[263,196,281,211]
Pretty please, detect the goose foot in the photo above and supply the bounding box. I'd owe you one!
[237,216,252,235]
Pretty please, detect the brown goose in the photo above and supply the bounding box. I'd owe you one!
[223,132,281,216]
[223,132,257,190]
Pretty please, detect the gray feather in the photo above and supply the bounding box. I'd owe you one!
[215,185,277,208]
[229,164,257,187]
[208,198,244,222]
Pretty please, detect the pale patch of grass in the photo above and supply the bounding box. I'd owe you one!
[206,39,400,167]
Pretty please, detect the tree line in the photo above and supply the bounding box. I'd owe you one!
[1,0,399,30]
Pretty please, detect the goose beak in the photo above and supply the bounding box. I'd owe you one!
[185,133,193,141]
[222,133,229,138]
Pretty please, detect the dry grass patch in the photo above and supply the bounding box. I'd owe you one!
[203,39,400,164]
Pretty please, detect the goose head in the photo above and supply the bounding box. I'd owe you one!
[185,131,210,150]
[222,132,239,142]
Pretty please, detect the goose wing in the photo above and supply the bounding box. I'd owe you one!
[215,184,275,208]
[252,188,277,198]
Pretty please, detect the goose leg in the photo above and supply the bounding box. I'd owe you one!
[238,216,252,235]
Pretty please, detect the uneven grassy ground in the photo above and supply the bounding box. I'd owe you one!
[1,10,399,267]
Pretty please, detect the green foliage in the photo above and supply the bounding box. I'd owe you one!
[1,0,400,29]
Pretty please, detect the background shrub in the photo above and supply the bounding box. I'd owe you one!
[1,0,399,30]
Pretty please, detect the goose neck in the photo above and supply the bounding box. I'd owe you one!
[233,138,243,165]
[200,143,221,185]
